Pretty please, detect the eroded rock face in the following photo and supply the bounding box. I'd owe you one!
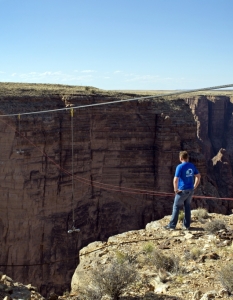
[0,91,228,295]
[186,95,233,160]
[211,149,233,199]
[186,96,233,208]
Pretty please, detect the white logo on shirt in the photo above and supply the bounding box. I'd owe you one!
[186,169,193,177]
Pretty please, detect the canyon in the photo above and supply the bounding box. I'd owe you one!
[0,83,232,296]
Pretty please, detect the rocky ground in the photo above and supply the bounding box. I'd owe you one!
[2,210,233,300]
[0,273,44,300]
[70,210,233,300]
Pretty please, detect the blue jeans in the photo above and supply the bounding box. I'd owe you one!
[168,189,194,229]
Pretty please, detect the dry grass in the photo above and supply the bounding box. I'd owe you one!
[116,89,233,99]
[79,259,138,300]
[1,82,232,98]
[219,263,233,293]
[192,208,209,220]
[0,82,114,97]
[147,249,181,274]
[204,220,226,234]
[184,247,203,261]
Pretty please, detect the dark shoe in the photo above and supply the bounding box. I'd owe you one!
[164,225,175,230]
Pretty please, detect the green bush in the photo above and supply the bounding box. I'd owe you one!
[115,250,138,264]
[143,242,155,254]
[115,251,128,264]
[178,210,184,222]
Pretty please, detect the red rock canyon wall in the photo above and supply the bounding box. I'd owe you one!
[0,92,232,295]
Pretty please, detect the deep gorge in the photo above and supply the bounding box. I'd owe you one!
[0,84,233,295]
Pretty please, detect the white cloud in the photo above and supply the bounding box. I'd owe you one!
[81,70,96,73]
[19,71,64,80]
[12,71,96,84]
[39,71,62,76]
[19,71,61,78]
[124,73,137,77]
[114,70,122,74]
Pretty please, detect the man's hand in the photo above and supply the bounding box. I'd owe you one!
[194,173,201,189]
[174,190,182,194]
[173,177,179,193]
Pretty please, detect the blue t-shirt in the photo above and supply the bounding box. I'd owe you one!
[175,162,199,190]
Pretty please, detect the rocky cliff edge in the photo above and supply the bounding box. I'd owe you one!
[70,211,233,300]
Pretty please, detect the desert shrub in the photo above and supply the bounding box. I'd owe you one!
[150,250,181,274]
[115,251,128,264]
[184,247,202,261]
[219,263,233,293]
[143,242,155,254]
[115,250,138,264]
[204,220,226,234]
[153,251,174,271]
[79,286,101,300]
[192,208,209,220]
[142,243,156,266]
[170,255,184,275]
[178,210,184,222]
[79,259,138,300]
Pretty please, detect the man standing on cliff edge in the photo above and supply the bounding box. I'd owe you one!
[164,151,201,230]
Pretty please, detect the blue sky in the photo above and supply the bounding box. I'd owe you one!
[0,0,232,90]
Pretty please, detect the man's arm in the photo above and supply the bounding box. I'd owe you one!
[173,176,179,193]
[194,173,201,189]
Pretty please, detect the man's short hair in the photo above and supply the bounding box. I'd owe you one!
[179,151,189,160]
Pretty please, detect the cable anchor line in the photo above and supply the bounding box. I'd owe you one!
[16,114,24,155]
[68,108,80,234]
